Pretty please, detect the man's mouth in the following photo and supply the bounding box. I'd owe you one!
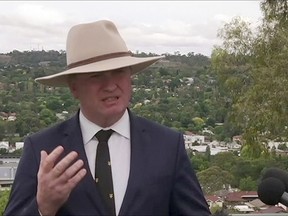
[102,96,119,103]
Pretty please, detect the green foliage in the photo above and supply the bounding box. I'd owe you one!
[278,143,288,150]
[239,176,257,191]
[0,189,10,215]
[212,209,230,216]
[205,145,211,162]
[211,1,288,159]
[191,149,288,192]
[190,154,210,172]
[210,152,238,172]
[197,166,234,194]
[261,0,288,26]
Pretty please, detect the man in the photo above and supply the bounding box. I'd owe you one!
[4,20,211,216]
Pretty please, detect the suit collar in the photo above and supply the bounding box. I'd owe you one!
[79,109,130,145]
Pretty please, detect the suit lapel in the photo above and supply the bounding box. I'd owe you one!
[61,113,108,214]
[119,111,151,215]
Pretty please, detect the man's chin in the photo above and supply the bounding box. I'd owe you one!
[103,107,126,117]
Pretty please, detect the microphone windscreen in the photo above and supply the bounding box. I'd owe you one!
[258,177,285,205]
[262,167,288,191]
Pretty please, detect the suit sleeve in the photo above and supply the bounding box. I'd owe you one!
[169,134,211,216]
[4,137,41,216]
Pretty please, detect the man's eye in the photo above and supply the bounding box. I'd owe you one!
[90,74,101,78]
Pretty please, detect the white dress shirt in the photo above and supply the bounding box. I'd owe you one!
[79,109,131,215]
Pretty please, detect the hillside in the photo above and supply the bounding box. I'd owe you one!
[0,50,234,142]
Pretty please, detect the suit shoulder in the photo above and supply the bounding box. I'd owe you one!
[133,115,182,136]
[28,115,76,140]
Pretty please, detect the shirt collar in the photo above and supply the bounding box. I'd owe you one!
[79,109,130,145]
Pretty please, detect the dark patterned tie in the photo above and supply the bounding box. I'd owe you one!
[95,129,115,215]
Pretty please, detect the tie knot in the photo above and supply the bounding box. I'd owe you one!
[95,129,114,142]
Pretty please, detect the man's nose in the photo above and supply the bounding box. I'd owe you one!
[102,74,117,91]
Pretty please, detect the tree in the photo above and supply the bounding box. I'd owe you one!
[190,154,210,172]
[239,176,257,191]
[261,0,288,26]
[211,1,288,158]
[39,108,57,126]
[278,143,288,151]
[212,209,230,216]
[192,117,205,132]
[210,152,238,172]
[197,166,234,194]
[205,145,211,162]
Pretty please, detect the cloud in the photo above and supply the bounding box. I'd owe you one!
[0,1,262,56]
[120,18,222,56]
[0,3,73,52]
[16,4,65,26]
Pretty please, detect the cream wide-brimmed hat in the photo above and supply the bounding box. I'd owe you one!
[35,20,163,87]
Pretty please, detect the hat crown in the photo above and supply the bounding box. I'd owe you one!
[66,20,128,66]
[35,20,163,87]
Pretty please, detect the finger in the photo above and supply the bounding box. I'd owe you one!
[40,150,48,165]
[60,159,84,181]
[41,146,64,172]
[53,151,78,177]
[67,168,87,189]
[39,150,48,173]
[46,145,64,163]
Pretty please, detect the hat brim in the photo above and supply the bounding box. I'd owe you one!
[35,55,164,87]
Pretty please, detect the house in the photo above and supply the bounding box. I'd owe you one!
[205,195,223,208]
[39,61,50,67]
[184,132,205,146]
[0,112,17,121]
[189,145,229,155]
[233,135,243,144]
[253,205,287,214]
[225,191,258,206]
[246,198,267,210]
[7,115,16,121]
[215,190,288,214]
[185,77,194,85]
[0,112,8,120]
[0,142,9,150]
[15,142,24,150]
[233,205,254,213]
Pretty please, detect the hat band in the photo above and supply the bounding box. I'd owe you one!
[67,51,132,69]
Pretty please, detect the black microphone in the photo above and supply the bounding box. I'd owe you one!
[262,167,288,191]
[258,177,288,206]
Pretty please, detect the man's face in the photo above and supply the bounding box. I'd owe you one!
[68,67,132,127]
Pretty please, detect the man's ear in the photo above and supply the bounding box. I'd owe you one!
[67,77,78,99]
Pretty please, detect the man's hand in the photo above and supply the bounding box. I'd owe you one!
[36,146,87,216]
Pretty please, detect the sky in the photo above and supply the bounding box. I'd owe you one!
[0,1,263,57]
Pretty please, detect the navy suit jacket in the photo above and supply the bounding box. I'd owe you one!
[4,111,210,216]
